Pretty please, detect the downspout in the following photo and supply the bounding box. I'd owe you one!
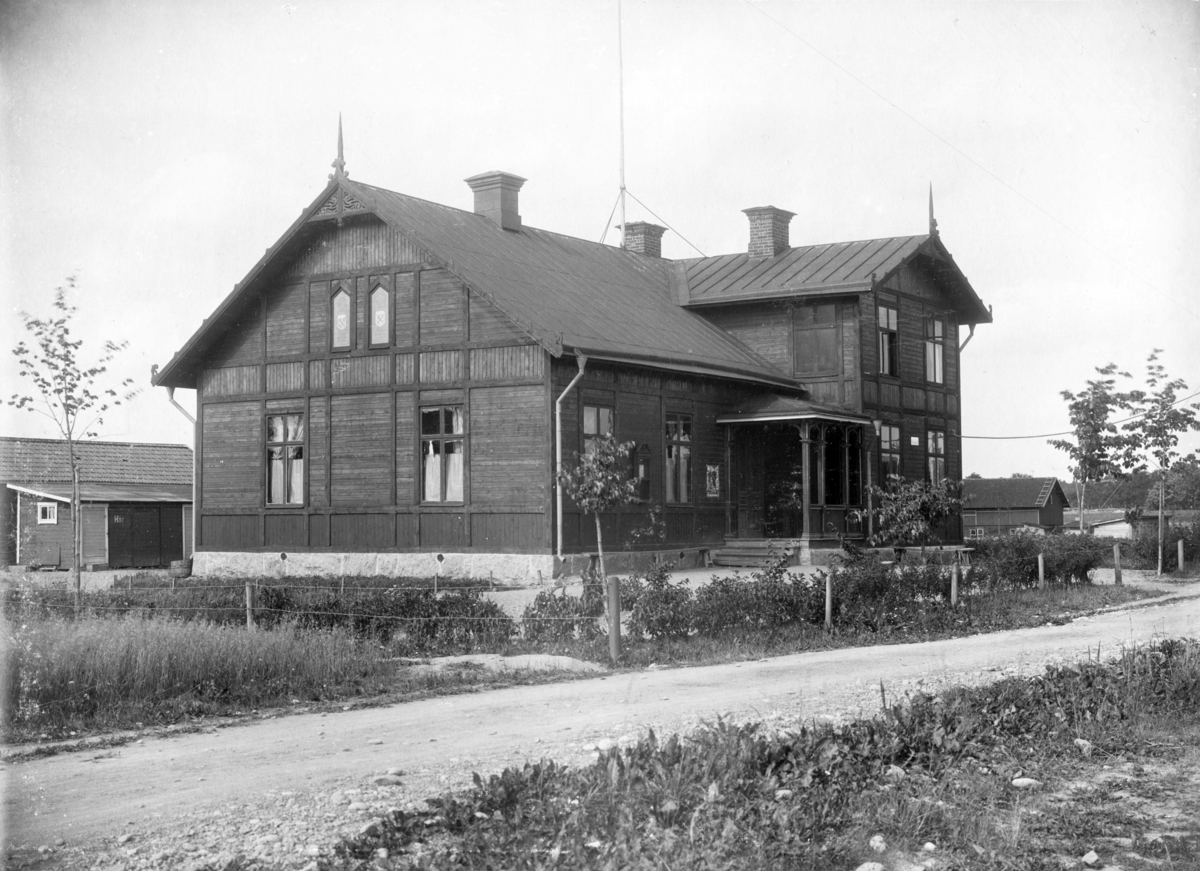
[555,355,588,562]
[958,323,976,353]
[166,386,196,425]
[162,381,197,562]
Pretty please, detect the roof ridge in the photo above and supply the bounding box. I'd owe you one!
[0,437,191,449]
[677,233,929,265]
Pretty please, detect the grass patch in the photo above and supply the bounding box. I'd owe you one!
[329,639,1200,870]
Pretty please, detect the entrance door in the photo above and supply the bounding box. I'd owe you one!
[734,430,765,537]
[108,505,163,568]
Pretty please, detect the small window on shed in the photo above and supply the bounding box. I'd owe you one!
[37,502,58,524]
[369,285,390,347]
[331,288,353,350]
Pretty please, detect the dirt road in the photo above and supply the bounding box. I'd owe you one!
[6,586,1200,868]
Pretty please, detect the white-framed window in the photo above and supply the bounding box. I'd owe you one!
[967,526,987,540]
[925,316,945,384]
[266,413,305,505]
[37,502,58,524]
[421,405,465,503]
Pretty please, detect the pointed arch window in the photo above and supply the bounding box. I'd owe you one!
[331,287,353,351]
[369,285,390,347]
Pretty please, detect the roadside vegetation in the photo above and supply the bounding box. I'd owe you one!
[330,639,1200,870]
[0,532,1169,742]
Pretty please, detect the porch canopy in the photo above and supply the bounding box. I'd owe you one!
[716,393,871,427]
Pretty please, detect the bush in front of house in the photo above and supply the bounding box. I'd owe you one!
[1126,518,1200,571]
[967,531,1111,588]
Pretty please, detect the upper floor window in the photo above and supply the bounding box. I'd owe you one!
[879,424,901,482]
[267,413,305,505]
[583,405,614,455]
[331,287,353,351]
[794,302,840,376]
[878,305,898,376]
[665,413,692,503]
[927,429,946,483]
[925,316,944,384]
[369,285,390,347]
[37,502,58,524]
[422,405,465,503]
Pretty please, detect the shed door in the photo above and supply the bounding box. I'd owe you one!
[108,508,134,568]
[108,505,164,568]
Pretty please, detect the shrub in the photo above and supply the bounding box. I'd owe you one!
[1040,533,1110,582]
[627,561,692,642]
[1127,519,1200,570]
[521,589,601,643]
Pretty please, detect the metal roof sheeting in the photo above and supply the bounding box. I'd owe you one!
[7,482,193,503]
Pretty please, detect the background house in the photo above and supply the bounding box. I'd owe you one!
[151,150,990,580]
[962,477,1068,538]
[1,438,194,570]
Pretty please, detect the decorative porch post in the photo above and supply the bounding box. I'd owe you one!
[799,426,813,540]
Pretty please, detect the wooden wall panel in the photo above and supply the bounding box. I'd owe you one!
[617,391,661,502]
[266,283,307,357]
[266,362,305,393]
[395,391,415,506]
[470,345,543,381]
[665,512,694,545]
[420,513,467,548]
[418,269,464,345]
[470,385,547,509]
[182,505,193,558]
[694,303,791,371]
[396,514,418,547]
[331,355,390,389]
[330,393,390,506]
[202,401,261,509]
[308,514,329,548]
[470,513,543,550]
[945,320,959,391]
[309,282,329,354]
[160,505,184,562]
[469,293,527,344]
[307,395,328,508]
[201,514,259,548]
[863,380,878,406]
[208,308,262,368]
[420,350,463,383]
[200,366,261,397]
[81,505,106,566]
[395,354,415,384]
[309,360,327,390]
[330,514,395,548]
[903,387,926,411]
[394,272,415,347]
[286,217,425,276]
[264,514,307,547]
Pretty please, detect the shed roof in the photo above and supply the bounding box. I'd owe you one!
[0,438,193,486]
[963,477,1066,510]
[7,482,193,503]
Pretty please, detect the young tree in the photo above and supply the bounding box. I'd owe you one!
[8,278,139,611]
[1123,350,1200,574]
[557,433,637,662]
[1048,363,1133,531]
[858,475,961,561]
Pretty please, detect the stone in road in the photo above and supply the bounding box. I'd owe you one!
[6,588,1199,868]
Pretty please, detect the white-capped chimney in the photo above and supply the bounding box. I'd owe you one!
[622,221,667,258]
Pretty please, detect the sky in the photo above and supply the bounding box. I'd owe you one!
[2,0,1198,479]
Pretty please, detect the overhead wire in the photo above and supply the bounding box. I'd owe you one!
[961,388,1200,440]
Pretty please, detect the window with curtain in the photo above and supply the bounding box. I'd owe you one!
[331,288,353,350]
[927,429,946,483]
[583,405,613,455]
[266,413,305,505]
[665,413,692,503]
[422,405,465,503]
[925,316,944,384]
[369,285,390,347]
[879,424,901,483]
[878,304,898,376]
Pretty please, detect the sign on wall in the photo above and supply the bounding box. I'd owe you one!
[706,464,721,498]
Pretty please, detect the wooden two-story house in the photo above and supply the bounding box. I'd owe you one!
[152,144,991,581]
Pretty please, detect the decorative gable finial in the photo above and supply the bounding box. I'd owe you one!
[330,114,347,182]
[928,183,939,236]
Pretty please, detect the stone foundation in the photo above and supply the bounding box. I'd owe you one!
[194,551,557,585]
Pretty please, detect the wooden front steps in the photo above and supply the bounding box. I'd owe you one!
[710,538,799,568]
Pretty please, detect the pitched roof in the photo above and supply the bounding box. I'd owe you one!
[963,477,1065,510]
[153,178,799,391]
[679,234,991,324]
[0,438,193,486]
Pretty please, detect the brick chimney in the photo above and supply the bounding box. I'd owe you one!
[742,206,795,258]
[622,221,667,258]
[465,171,526,231]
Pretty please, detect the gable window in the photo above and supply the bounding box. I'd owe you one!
[879,424,901,482]
[369,285,390,347]
[583,405,614,455]
[422,405,465,503]
[37,502,58,524]
[266,413,305,505]
[927,429,946,483]
[331,287,353,351]
[925,316,944,384]
[794,302,839,376]
[664,413,692,503]
[878,305,898,376]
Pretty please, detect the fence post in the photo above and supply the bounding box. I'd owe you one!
[1037,553,1045,589]
[1179,538,1186,574]
[1113,543,1122,586]
[607,574,621,664]
[245,582,255,629]
[825,572,833,629]
[951,553,960,606]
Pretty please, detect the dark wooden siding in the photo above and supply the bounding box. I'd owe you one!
[469,293,528,344]
[395,391,415,506]
[470,346,543,381]
[266,283,307,358]
[395,272,416,347]
[697,303,791,371]
[266,362,305,393]
[330,393,391,506]
[470,386,547,509]
[200,366,261,397]
[331,513,394,548]
[470,514,543,551]
[419,269,464,345]
[202,401,261,509]
[286,217,425,276]
[208,306,262,368]
[421,513,467,548]
[309,281,329,354]
[202,514,259,548]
